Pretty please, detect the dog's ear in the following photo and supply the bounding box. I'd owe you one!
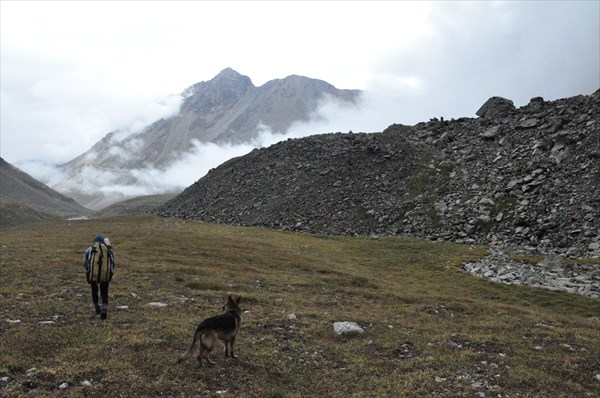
[236,295,241,304]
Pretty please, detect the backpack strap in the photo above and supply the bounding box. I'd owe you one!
[90,244,98,283]
[107,246,114,268]
[97,244,104,283]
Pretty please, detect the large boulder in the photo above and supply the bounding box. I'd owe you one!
[333,322,364,335]
[476,96,516,118]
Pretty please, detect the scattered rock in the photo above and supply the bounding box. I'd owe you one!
[517,117,540,129]
[333,322,364,335]
[462,249,599,298]
[147,302,168,308]
[479,125,503,140]
[537,255,567,269]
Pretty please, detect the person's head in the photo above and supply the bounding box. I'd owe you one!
[93,235,105,244]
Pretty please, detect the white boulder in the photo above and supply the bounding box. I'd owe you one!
[333,321,364,335]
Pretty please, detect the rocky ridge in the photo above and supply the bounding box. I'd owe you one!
[157,90,600,259]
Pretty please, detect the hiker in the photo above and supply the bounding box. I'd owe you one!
[82,234,116,320]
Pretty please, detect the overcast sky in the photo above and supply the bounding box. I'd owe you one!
[1,0,599,183]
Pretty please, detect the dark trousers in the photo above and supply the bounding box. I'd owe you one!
[91,281,109,307]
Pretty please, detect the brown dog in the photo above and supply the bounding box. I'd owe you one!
[178,295,242,366]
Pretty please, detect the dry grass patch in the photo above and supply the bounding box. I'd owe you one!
[0,215,598,397]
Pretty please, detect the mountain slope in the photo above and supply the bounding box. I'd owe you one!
[0,158,91,225]
[156,90,600,257]
[57,68,360,209]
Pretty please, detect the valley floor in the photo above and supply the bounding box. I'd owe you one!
[1,215,599,397]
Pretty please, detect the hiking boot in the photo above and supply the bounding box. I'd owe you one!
[100,307,107,320]
[94,304,101,315]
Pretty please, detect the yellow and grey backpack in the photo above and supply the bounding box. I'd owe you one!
[87,242,114,283]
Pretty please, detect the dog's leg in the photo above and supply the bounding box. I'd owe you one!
[197,332,210,367]
[223,339,230,358]
[204,350,216,365]
[203,341,216,365]
[197,329,216,367]
[229,336,238,359]
[201,331,217,365]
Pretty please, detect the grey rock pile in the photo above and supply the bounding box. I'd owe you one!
[157,90,600,258]
[462,249,599,298]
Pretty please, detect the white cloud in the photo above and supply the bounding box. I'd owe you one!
[0,0,598,204]
[130,140,257,194]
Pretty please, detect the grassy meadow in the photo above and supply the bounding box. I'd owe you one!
[1,215,599,397]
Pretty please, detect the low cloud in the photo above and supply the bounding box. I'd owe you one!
[38,93,400,208]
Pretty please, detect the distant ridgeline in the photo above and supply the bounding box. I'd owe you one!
[157,90,600,258]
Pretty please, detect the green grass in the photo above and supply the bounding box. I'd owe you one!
[1,215,598,397]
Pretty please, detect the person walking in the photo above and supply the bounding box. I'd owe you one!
[82,234,116,320]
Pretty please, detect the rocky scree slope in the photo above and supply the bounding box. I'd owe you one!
[156,91,600,258]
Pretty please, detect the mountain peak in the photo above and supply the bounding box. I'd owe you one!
[216,67,242,78]
[182,68,253,98]
[213,67,253,85]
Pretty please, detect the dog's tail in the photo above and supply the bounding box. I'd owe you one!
[177,325,204,364]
